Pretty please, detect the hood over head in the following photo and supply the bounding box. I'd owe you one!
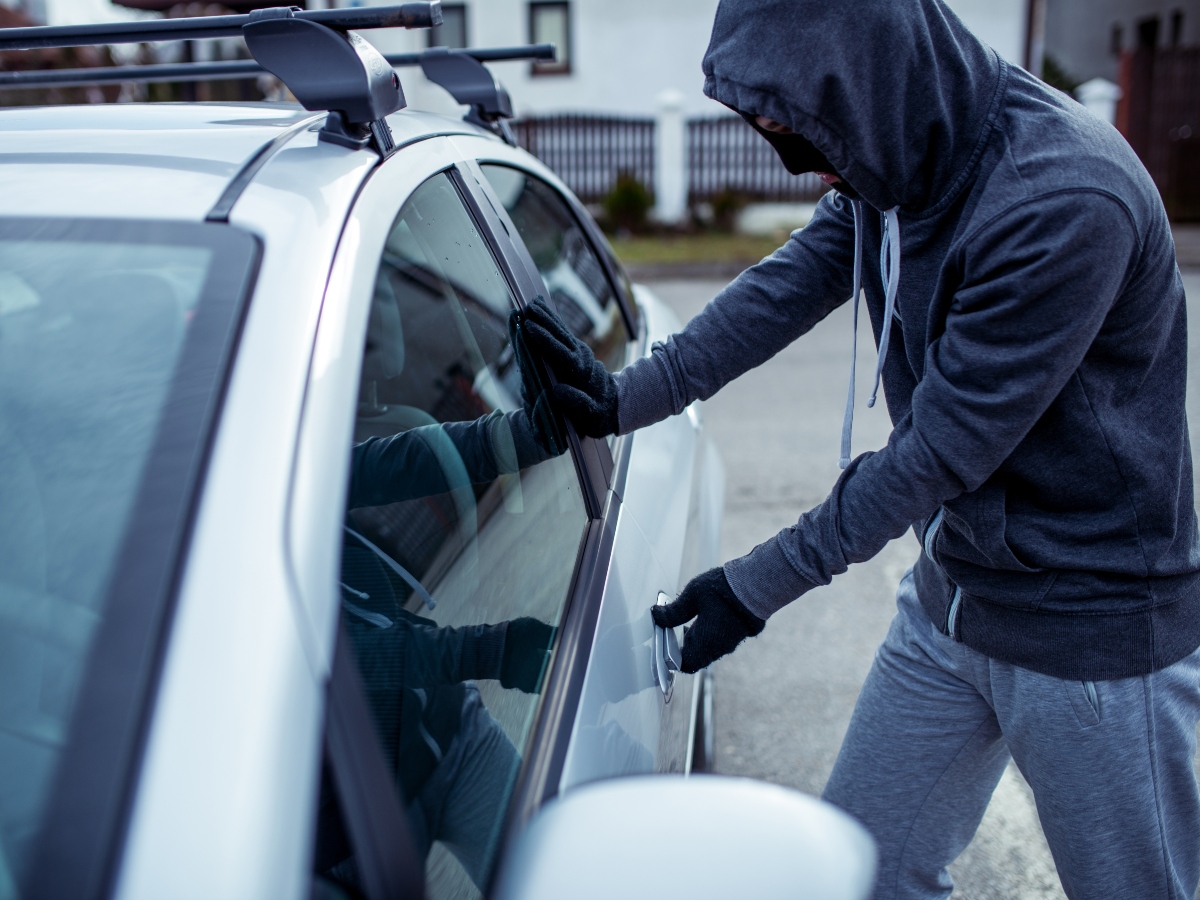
[703,0,1002,212]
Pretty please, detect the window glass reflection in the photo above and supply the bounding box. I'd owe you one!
[0,234,212,889]
[313,173,588,900]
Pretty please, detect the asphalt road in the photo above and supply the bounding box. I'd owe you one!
[644,266,1200,899]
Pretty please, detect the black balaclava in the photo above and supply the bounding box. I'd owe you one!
[736,110,861,199]
[738,110,831,174]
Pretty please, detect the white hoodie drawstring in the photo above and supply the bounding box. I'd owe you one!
[839,204,901,469]
[838,200,864,469]
[870,208,902,407]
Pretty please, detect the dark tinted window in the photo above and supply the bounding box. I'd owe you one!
[313,173,588,900]
[480,164,629,372]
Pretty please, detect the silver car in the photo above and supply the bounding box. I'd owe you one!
[0,98,729,899]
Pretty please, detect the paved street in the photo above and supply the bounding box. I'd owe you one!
[644,266,1200,899]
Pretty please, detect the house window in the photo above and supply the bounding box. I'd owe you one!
[529,2,570,75]
[1137,15,1160,50]
[428,3,467,49]
[1170,10,1184,47]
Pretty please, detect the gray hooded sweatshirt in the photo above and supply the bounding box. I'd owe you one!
[615,0,1198,680]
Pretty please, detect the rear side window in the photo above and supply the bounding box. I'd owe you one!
[0,219,258,893]
[312,173,589,900]
[480,164,629,372]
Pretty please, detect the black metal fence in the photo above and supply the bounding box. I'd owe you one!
[512,112,830,208]
[687,115,829,204]
[1120,47,1200,221]
[513,114,655,204]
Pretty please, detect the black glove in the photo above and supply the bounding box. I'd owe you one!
[651,567,765,673]
[508,308,567,455]
[521,296,619,438]
[500,616,556,693]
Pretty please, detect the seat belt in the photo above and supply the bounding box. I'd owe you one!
[326,624,425,900]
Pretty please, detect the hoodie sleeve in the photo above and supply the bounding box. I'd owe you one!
[724,190,1140,617]
[347,408,553,510]
[402,619,509,687]
[615,191,858,433]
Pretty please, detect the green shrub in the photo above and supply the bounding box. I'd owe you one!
[710,188,748,232]
[1041,55,1080,96]
[603,172,653,234]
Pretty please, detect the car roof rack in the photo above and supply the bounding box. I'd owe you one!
[0,42,553,146]
[0,3,449,155]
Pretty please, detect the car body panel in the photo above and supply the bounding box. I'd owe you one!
[112,123,380,900]
[557,508,671,788]
[0,104,317,220]
[619,287,698,594]
[0,100,725,898]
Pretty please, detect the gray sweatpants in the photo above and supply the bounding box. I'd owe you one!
[822,567,1200,899]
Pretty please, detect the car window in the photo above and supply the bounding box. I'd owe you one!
[0,221,256,892]
[312,172,589,900]
[479,164,629,372]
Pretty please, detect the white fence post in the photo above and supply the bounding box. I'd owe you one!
[653,89,688,226]
[1075,78,1123,126]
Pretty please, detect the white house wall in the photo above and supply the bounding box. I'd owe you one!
[370,0,1028,120]
[372,0,726,119]
[945,0,1027,66]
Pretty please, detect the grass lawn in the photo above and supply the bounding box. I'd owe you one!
[607,232,788,267]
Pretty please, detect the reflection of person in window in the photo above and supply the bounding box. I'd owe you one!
[317,345,562,891]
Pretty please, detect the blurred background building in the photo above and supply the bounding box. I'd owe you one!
[0,0,1196,221]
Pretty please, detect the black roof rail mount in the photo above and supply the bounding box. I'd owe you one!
[0,2,443,156]
[242,7,411,153]
[412,44,554,144]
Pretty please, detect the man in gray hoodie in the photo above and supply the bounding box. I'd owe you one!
[524,0,1200,895]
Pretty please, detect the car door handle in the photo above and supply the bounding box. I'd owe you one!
[653,591,681,701]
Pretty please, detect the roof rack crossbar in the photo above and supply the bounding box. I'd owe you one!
[386,43,556,66]
[0,35,554,149]
[0,2,440,51]
[0,44,558,89]
[0,59,264,88]
[0,45,555,90]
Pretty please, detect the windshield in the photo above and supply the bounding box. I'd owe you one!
[0,219,257,895]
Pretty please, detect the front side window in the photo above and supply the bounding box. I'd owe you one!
[481,164,628,372]
[0,220,256,892]
[312,173,589,900]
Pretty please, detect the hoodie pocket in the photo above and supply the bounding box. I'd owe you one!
[979,484,1042,573]
[939,492,1057,610]
[941,488,1040,575]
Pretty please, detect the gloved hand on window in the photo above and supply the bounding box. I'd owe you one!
[509,308,566,456]
[651,567,765,673]
[500,616,557,693]
[520,296,619,438]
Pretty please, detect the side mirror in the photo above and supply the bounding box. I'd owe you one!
[493,775,876,900]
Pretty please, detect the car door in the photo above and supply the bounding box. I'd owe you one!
[466,155,712,783]
[287,141,621,900]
